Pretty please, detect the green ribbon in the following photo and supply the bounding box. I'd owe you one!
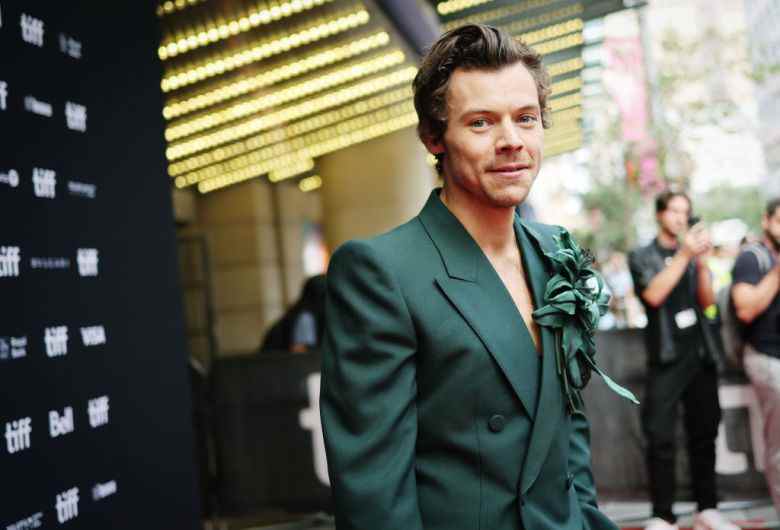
[532,231,639,412]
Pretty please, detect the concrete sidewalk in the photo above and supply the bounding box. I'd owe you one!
[602,499,779,529]
[205,499,779,530]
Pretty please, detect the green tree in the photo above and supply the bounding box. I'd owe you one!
[575,179,643,257]
[694,184,764,232]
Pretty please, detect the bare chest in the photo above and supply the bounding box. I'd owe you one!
[491,259,541,351]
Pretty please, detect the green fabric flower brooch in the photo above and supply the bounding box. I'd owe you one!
[532,231,639,413]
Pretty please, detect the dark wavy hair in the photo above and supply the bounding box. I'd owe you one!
[655,190,692,214]
[766,197,780,218]
[412,24,551,172]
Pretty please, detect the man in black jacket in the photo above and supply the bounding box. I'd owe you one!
[628,191,735,530]
[731,197,780,514]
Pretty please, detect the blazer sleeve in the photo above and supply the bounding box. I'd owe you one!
[320,240,423,530]
[568,405,619,530]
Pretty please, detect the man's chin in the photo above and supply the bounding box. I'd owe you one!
[486,189,529,209]
[484,181,532,208]
[662,226,682,239]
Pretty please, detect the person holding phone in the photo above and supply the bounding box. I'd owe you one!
[628,191,735,530]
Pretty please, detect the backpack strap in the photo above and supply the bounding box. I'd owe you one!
[745,243,772,274]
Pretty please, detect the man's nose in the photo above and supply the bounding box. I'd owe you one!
[496,120,523,152]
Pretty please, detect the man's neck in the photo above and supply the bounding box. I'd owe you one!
[440,186,517,256]
[657,228,678,250]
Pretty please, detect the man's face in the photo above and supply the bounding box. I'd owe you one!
[425,61,543,209]
[763,206,780,250]
[657,195,691,237]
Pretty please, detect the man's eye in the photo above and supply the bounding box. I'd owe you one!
[470,119,488,128]
[518,115,538,124]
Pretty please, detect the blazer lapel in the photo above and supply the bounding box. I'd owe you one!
[516,218,565,495]
[418,191,540,418]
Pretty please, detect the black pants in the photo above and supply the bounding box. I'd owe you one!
[642,346,722,523]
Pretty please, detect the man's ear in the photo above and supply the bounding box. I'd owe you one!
[422,135,445,156]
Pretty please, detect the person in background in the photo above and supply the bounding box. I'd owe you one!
[602,251,635,328]
[628,191,735,530]
[707,244,735,295]
[260,274,326,353]
[731,197,780,515]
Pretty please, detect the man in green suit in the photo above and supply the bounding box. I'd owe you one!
[321,24,621,530]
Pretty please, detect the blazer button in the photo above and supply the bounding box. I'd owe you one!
[488,414,506,433]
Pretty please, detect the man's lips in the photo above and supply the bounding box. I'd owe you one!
[489,163,531,172]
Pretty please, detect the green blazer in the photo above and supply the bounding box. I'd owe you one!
[321,190,617,530]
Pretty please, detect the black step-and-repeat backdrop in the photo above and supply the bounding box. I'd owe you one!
[0,2,200,529]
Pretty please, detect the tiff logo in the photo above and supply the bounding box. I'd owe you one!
[5,417,32,454]
[88,396,109,428]
[0,168,19,188]
[32,168,56,198]
[55,487,79,524]
[92,480,117,501]
[44,326,68,357]
[49,406,74,438]
[0,80,7,110]
[77,248,98,277]
[5,512,43,530]
[20,13,44,47]
[0,246,21,277]
[299,373,329,486]
[81,325,106,346]
[65,101,86,132]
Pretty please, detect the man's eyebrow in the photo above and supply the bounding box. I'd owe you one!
[460,103,541,117]
[460,109,494,118]
[514,103,541,113]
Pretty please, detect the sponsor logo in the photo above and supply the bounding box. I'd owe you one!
[24,96,52,117]
[88,396,109,428]
[5,417,32,454]
[0,168,19,188]
[76,248,98,277]
[32,167,56,198]
[11,337,27,358]
[20,13,44,47]
[0,80,7,111]
[0,246,21,277]
[92,480,117,501]
[44,326,68,357]
[81,325,106,346]
[0,336,28,361]
[64,101,86,132]
[49,406,74,438]
[6,512,43,530]
[54,488,79,524]
[67,181,96,199]
[30,256,70,270]
[58,33,81,59]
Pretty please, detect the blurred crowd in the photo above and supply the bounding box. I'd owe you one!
[598,233,762,331]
